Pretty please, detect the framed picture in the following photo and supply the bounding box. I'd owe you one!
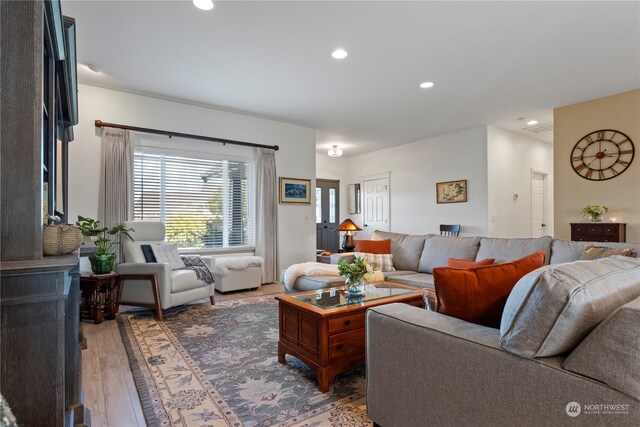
[436,179,468,204]
[279,177,311,204]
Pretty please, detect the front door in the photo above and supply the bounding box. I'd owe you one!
[316,179,340,251]
[362,177,389,239]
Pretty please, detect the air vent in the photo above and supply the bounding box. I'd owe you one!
[523,122,553,134]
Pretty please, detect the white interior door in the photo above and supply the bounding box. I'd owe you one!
[531,172,546,237]
[362,177,389,239]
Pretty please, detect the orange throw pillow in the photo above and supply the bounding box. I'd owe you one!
[354,239,391,254]
[447,258,495,269]
[434,251,546,328]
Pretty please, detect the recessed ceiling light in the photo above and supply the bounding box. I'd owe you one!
[86,64,103,73]
[328,145,343,157]
[526,120,539,126]
[331,49,348,59]
[193,0,214,11]
[419,81,434,89]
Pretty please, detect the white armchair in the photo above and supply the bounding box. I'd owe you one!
[116,221,215,320]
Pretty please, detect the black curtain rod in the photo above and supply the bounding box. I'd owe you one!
[94,120,279,151]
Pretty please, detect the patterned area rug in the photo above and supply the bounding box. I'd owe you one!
[118,295,371,426]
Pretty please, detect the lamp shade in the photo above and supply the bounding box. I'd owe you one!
[335,218,362,232]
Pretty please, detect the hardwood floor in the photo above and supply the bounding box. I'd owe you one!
[81,283,284,427]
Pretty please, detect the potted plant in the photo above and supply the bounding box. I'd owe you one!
[580,205,608,223]
[75,216,134,274]
[338,256,375,296]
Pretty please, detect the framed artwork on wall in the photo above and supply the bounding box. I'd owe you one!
[436,179,468,204]
[279,177,311,204]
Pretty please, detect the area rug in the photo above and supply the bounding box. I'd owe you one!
[118,295,371,426]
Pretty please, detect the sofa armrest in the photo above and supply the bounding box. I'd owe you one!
[117,262,171,281]
[365,303,640,426]
[116,262,172,308]
[330,253,356,264]
[564,296,640,400]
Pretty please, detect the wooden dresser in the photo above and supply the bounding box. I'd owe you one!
[570,223,626,243]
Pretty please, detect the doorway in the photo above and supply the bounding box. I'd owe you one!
[316,179,340,251]
[362,177,389,239]
[531,171,549,237]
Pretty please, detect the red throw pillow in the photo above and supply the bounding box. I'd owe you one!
[354,239,391,254]
[433,251,546,328]
[447,258,495,269]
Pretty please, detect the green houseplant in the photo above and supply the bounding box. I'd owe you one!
[580,205,608,223]
[75,216,134,274]
[338,256,374,296]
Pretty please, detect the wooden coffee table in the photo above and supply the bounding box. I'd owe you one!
[276,281,424,392]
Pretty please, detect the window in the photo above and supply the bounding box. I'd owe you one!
[133,148,256,249]
[315,187,322,223]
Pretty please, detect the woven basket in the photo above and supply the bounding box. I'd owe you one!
[43,224,83,256]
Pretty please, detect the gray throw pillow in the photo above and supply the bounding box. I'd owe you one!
[371,230,426,271]
[550,239,640,264]
[499,256,640,358]
[418,235,481,274]
[476,236,552,264]
[151,243,186,270]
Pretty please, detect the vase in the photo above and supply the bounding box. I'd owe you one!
[588,207,606,223]
[89,253,116,275]
[345,278,365,297]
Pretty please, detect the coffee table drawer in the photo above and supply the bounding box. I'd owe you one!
[328,313,365,333]
[328,329,365,363]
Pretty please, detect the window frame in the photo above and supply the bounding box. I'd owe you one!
[132,142,257,253]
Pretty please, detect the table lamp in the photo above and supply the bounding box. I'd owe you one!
[335,219,363,251]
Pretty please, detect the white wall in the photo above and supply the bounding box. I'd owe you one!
[343,126,489,236]
[487,126,554,238]
[69,84,317,271]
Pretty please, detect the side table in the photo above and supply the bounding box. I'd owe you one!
[80,273,120,324]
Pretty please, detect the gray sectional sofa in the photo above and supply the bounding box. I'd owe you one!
[287,230,640,293]
[286,230,640,426]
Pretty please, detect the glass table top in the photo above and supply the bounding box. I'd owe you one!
[293,283,417,309]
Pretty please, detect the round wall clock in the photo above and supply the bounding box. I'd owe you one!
[570,129,635,181]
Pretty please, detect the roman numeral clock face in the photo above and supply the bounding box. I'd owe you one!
[571,129,635,181]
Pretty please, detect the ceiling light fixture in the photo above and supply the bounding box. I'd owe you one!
[193,0,214,11]
[328,145,343,157]
[331,49,348,59]
[419,81,434,89]
[86,64,103,73]
[526,120,539,126]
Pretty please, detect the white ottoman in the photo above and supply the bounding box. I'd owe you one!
[214,256,263,293]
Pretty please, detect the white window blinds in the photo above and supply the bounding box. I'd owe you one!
[133,148,256,249]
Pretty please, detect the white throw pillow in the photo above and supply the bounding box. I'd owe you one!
[151,243,186,270]
[355,252,395,272]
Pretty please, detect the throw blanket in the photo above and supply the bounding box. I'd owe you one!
[215,256,263,277]
[180,255,215,285]
[283,262,384,291]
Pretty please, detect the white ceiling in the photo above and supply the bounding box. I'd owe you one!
[65,1,640,155]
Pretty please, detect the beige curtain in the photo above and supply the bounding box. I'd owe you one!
[255,148,278,283]
[98,127,132,262]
